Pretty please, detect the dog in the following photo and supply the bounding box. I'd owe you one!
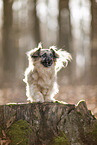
[24,43,72,102]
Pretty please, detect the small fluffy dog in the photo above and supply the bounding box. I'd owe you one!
[24,43,72,102]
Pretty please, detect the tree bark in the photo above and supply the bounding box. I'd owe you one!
[0,101,97,145]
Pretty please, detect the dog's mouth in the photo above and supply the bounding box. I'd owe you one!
[41,59,53,67]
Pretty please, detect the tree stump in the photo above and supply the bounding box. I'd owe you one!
[0,100,97,145]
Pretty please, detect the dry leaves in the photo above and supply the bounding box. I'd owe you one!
[0,115,16,145]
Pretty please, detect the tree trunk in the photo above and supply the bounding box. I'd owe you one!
[0,101,97,145]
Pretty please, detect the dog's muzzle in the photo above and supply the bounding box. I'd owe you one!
[41,58,53,67]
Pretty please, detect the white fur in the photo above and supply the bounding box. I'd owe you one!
[24,44,72,102]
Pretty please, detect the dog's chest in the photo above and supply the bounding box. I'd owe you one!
[32,65,55,88]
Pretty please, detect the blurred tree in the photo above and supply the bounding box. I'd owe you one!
[2,0,17,73]
[58,0,71,49]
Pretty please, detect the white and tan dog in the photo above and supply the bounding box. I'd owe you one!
[24,43,72,102]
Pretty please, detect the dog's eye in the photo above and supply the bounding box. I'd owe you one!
[42,53,46,57]
[50,53,53,57]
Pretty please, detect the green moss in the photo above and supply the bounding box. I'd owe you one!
[7,103,17,106]
[55,100,66,104]
[52,136,69,145]
[52,131,69,145]
[7,120,32,145]
[55,101,59,103]
[77,111,82,116]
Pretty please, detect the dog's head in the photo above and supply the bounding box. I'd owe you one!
[29,43,59,68]
[27,43,72,71]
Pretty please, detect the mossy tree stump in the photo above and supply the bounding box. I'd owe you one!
[0,101,97,145]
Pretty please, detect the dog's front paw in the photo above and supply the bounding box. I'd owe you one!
[44,97,55,102]
[34,92,44,103]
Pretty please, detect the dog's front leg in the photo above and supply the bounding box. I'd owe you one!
[44,82,58,102]
[29,84,44,103]
[44,87,55,102]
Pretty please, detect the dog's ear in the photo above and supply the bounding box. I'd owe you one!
[50,48,59,58]
[31,43,42,58]
[31,48,41,58]
[38,42,42,49]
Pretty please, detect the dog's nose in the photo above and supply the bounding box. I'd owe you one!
[41,55,53,67]
[46,57,50,62]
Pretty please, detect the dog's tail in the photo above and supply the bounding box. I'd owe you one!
[55,49,72,73]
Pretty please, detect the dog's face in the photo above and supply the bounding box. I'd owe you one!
[30,46,59,68]
[40,49,54,67]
